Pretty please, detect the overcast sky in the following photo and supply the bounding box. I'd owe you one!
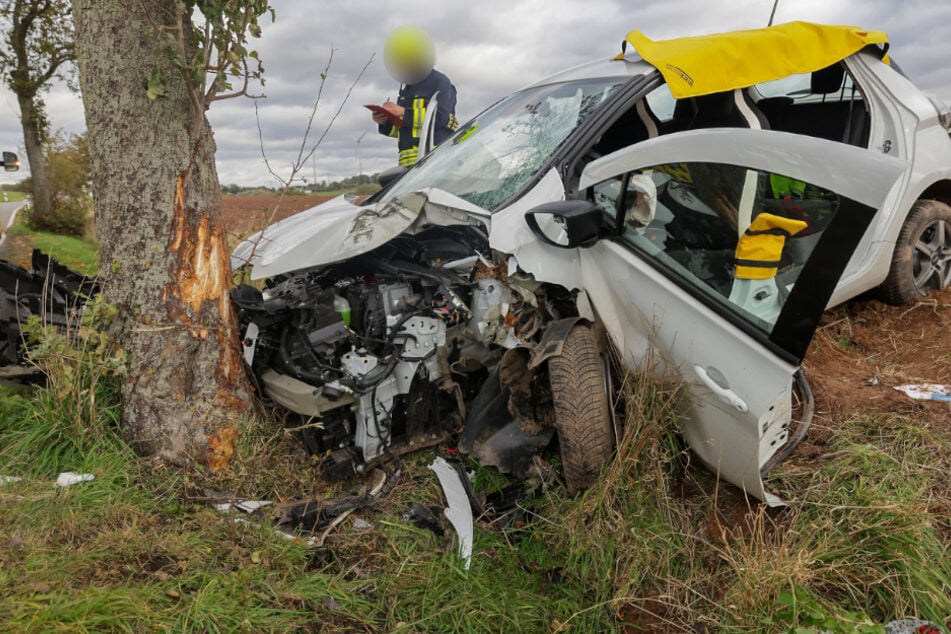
[1,0,949,187]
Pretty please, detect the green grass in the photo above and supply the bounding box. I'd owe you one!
[5,222,99,275]
[0,191,26,202]
[1,331,949,632]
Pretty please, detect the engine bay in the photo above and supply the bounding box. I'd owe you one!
[231,225,580,480]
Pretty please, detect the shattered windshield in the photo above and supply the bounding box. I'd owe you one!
[380,77,626,212]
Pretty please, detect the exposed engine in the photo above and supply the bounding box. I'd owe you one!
[232,226,574,480]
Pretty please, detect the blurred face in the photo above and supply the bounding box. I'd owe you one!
[384,25,435,84]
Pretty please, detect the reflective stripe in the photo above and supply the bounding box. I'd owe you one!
[412,98,425,138]
[399,147,419,167]
[388,125,399,138]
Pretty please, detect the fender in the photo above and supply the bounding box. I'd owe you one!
[527,316,590,370]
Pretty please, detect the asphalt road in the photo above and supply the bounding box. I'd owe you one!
[0,199,27,247]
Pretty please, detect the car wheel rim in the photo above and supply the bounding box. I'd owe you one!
[912,219,951,292]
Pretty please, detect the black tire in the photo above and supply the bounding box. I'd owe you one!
[548,325,613,494]
[878,199,951,306]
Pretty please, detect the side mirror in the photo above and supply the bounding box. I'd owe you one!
[378,165,407,188]
[1,152,19,172]
[524,200,606,249]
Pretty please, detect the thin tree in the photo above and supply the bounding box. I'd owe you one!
[70,0,270,468]
[0,0,74,230]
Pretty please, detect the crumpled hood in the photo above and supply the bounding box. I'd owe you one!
[231,190,489,280]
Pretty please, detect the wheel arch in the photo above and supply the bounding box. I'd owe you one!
[917,179,951,207]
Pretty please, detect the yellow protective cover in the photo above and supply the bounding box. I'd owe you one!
[615,21,888,99]
[734,213,808,280]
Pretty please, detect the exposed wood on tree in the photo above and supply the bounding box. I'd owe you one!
[71,0,250,468]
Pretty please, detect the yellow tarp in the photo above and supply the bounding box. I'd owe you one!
[615,21,888,99]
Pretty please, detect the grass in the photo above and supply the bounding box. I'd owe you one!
[0,191,26,203]
[3,221,99,276]
[0,330,949,631]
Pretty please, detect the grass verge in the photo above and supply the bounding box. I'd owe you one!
[0,339,949,631]
[3,222,98,276]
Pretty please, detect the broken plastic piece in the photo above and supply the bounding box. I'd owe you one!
[352,517,372,531]
[214,500,273,514]
[894,384,951,402]
[429,456,473,570]
[54,472,94,487]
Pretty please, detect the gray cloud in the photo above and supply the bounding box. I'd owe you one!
[1,0,949,187]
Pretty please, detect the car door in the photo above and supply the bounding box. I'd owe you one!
[575,128,907,505]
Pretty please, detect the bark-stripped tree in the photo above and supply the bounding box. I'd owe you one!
[0,0,74,230]
[70,0,270,468]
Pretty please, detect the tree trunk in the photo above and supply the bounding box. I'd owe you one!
[71,0,249,468]
[16,92,52,225]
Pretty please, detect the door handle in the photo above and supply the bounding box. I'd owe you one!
[694,365,749,413]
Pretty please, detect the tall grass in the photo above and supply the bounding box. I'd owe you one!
[1,317,949,632]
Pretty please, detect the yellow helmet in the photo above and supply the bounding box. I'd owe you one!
[384,25,435,85]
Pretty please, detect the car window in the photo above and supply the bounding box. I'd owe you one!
[644,83,676,122]
[381,78,626,212]
[599,161,846,332]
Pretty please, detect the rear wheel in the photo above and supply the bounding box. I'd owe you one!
[878,200,951,305]
[548,324,613,494]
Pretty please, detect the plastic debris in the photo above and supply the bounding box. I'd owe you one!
[403,502,443,536]
[0,475,22,486]
[352,517,372,531]
[884,619,944,634]
[429,456,474,570]
[54,472,94,487]
[214,500,273,514]
[894,384,951,402]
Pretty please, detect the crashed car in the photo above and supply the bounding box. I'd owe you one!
[231,22,949,504]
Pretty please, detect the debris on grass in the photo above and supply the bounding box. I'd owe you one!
[54,472,94,487]
[429,456,474,570]
[894,383,951,402]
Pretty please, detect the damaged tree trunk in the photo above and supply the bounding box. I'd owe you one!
[71,0,249,468]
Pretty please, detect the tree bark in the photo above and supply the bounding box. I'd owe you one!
[16,92,53,225]
[71,0,249,468]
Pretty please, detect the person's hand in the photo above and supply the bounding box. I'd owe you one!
[372,111,387,125]
[382,101,405,118]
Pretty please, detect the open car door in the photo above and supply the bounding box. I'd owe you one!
[573,128,907,505]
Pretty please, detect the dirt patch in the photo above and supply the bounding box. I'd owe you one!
[221,194,335,238]
[802,287,951,434]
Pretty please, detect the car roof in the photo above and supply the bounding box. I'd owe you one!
[525,56,657,89]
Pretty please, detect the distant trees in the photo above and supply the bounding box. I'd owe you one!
[0,0,75,231]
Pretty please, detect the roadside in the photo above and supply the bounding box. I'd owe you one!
[0,194,948,631]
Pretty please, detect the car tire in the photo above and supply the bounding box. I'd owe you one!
[877,199,951,306]
[548,324,613,494]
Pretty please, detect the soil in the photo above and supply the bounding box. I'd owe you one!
[803,286,951,438]
[221,194,335,238]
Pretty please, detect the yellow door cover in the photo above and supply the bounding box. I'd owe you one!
[615,21,888,99]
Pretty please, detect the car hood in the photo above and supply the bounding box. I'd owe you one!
[231,190,489,280]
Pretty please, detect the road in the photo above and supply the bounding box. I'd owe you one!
[0,199,27,248]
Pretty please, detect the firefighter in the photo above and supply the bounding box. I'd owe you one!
[373,25,458,167]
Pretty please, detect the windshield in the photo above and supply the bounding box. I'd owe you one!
[381,77,626,212]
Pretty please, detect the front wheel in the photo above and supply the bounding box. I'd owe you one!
[878,200,951,305]
[548,324,613,494]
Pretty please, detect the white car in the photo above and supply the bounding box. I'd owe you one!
[231,22,949,504]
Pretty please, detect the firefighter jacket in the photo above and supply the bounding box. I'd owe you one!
[378,69,458,167]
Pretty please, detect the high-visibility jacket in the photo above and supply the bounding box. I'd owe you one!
[378,69,458,167]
